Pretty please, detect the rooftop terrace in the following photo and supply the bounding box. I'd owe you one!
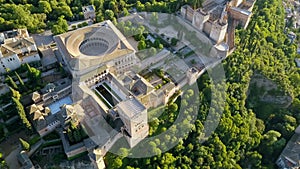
[0,37,36,57]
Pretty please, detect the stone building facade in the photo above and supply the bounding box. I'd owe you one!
[54,20,138,80]
[0,29,40,73]
[181,0,256,49]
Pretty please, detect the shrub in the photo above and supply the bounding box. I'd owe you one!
[19,138,30,151]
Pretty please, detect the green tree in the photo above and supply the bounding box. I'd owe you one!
[123,8,129,16]
[241,151,262,168]
[158,43,164,49]
[15,71,24,86]
[118,148,129,158]
[160,153,176,166]
[153,39,161,48]
[188,0,204,9]
[171,38,178,46]
[51,16,69,35]
[28,67,41,83]
[6,75,18,90]
[10,87,21,100]
[12,97,32,130]
[104,9,114,20]
[136,1,145,11]
[19,138,30,151]
[0,152,8,169]
[137,40,147,50]
[5,68,10,73]
[108,1,118,14]
[145,2,152,11]
[96,11,104,22]
[134,34,144,41]
[263,130,281,145]
[168,103,178,112]
[59,4,73,19]
[0,4,46,33]
[125,166,135,169]
[0,17,13,32]
[38,1,52,14]
[103,0,299,168]
[255,118,265,134]
[111,157,123,168]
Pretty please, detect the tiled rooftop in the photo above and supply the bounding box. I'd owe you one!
[117,97,146,118]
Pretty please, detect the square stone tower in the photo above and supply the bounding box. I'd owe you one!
[116,97,149,147]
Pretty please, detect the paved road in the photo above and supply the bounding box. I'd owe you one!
[5,147,21,169]
[31,19,94,47]
[0,131,28,156]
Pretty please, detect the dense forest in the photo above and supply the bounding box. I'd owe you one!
[0,0,299,168]
[0,0,183,33]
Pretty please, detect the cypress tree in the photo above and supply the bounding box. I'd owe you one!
[9,87,21,100]
[15,71,24,86]
[6,75,18,90]
[19,138,30,151]
[12,97,32,130]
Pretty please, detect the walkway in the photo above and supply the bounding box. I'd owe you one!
[5,147,21,169]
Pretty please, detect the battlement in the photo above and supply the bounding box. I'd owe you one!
[180,0,256,49]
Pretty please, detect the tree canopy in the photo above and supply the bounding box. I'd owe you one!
[19,138,30,151]
[51,16,69,35]
[0,0,183,33]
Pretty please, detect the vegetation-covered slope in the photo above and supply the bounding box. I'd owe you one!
[105,0,300,168]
